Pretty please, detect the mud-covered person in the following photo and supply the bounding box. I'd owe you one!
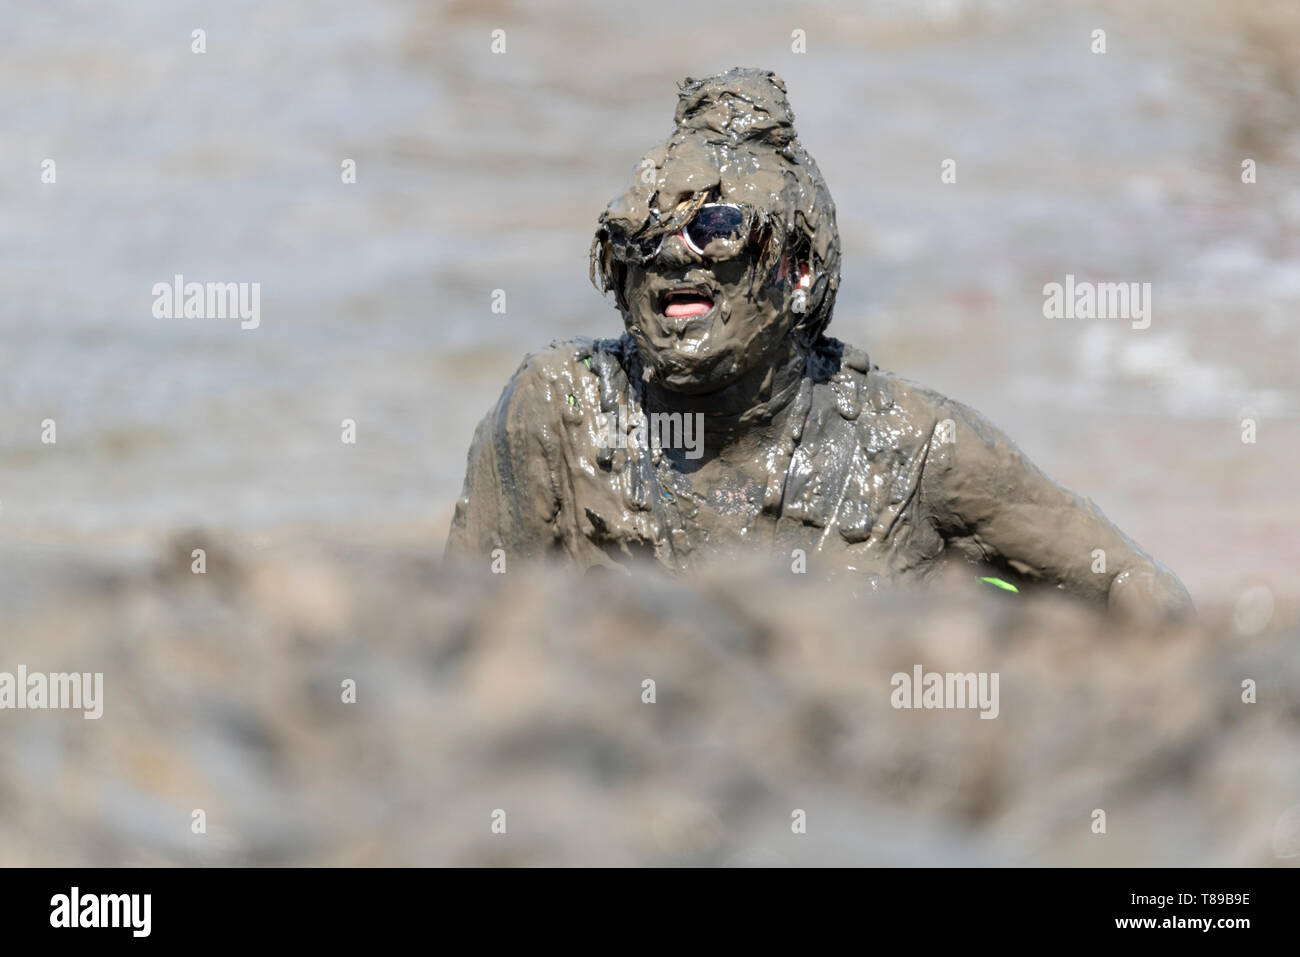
[446,67,1192,619]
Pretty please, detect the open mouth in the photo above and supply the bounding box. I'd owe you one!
[659,287,715,319]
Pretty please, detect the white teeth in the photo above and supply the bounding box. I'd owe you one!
[665,289,708,303]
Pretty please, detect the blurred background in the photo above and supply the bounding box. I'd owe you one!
[1,0,1298,865]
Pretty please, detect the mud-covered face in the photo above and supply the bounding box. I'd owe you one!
[592,70,840,388]
[621,201,803,394]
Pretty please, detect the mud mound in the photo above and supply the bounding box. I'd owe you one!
[1,539,1296,865]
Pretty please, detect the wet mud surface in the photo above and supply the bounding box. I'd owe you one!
[2,541,1295,865]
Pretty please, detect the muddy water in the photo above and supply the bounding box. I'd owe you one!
[1,0,1297,603]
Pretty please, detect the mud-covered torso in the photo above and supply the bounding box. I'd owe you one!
[449,333,1194,615]
[483,334,950,583]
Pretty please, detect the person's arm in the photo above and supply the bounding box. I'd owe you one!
[444,358,565,562]
[920,398,1193,620]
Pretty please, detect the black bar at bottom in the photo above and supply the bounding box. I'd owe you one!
[0,866,1289,943]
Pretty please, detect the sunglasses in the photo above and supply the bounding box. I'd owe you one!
[650,201,754,259]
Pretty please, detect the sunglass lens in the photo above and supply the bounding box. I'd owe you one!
[684,205,745,251]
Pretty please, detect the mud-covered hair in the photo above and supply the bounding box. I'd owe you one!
[590,67,841,342]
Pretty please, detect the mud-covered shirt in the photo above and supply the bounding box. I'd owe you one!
[446,335,1191,614]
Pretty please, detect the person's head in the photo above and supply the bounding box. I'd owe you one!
[591,68,840,395]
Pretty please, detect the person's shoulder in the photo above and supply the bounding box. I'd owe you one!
[854,358,1035,494]
[816,337,956,420]
[497,336,615,401]
[839,349,990,432]
[818,340,1012,475]
[482,335,634,439]
[508,336,597,386]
